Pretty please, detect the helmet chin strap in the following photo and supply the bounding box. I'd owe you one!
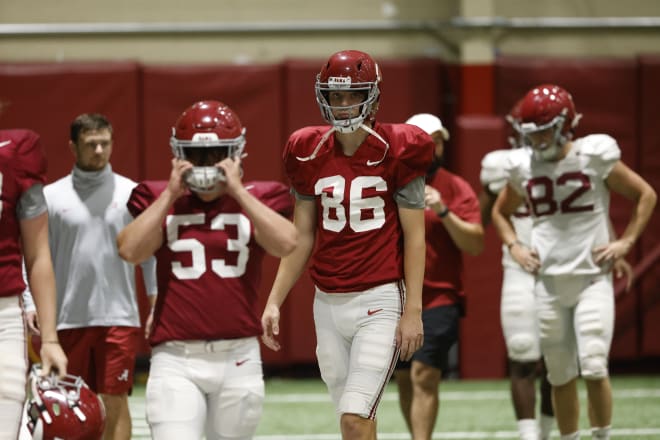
[358,123,389,166]
[296,123,389,166]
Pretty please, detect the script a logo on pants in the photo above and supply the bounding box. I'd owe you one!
[117,369,129,382]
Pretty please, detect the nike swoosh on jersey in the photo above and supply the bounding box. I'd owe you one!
[235,359,249,366]
[0,140,12,148]
[367,308,383,316]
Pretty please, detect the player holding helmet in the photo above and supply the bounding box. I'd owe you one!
[492,84,656,440]
[0,100,68,438]
[25,364,105,440]
[261,50,433,440]
[117,100,297,439]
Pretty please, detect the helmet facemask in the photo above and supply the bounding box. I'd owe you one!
[170,129,246,193]
[315,77,380,133]
[516,110,569,161]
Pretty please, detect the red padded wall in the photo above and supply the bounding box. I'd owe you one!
[141,64,285,182]
[637,55,660,356]
[453,115,508,378]
[0,61,141,182]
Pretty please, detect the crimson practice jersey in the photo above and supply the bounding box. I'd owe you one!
[0,129,47,298]
[127,181,293,345]
[423,168,481,309]
[505,134,620,276]
[284,122,434,293]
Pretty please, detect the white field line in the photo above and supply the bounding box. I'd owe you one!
[260,387,660,403]
[128,388,660,439]
[251,429,660,440]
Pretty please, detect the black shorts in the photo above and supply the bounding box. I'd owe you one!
[397,303,460,371]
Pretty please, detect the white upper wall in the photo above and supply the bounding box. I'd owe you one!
[0,0,658,63]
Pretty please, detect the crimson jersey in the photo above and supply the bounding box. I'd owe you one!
[127,181,293,345]
[423,168,481,309]
[284,122,433,293]
[0,129,47,298]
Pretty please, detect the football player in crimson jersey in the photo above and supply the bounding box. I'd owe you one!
[492,84,657,440]
[394,114,484,440]
[261,50,432,440]
[117,100,297,440]
[0,107,67,437]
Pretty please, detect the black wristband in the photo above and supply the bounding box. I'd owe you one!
[438,207,450,218]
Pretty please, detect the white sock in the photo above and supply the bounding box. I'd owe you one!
[560,432,580,440]
[517,418,539,440]
[539,414,555,440]
[592,425,611,439]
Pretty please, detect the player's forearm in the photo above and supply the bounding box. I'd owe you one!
[233,187,298,257]
[619,188,657,251]
[402,234,424,314]
[266,232,314,308]
[400,208,425,313]
[20,214,59,342]
[492,202,518,248]
[117,188,176,263]
[442,215,485,256]
[478,190,496,227]
[28,258,59,342]
[492,186,521,247]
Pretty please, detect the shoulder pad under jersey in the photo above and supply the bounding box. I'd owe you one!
[480,149,512,194]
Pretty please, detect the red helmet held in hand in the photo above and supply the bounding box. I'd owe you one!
[26,364,106,440]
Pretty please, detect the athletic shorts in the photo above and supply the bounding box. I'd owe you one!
[58,326,140,394]
[397,303,460,371]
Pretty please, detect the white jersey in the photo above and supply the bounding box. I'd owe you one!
[480,148,533,269]
[504,134,620,276]
[44,164,157,329]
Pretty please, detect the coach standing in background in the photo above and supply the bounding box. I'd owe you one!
[26,113,157,440]
[394,113,484,440]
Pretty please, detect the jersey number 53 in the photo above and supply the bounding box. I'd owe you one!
[166,213,250,280]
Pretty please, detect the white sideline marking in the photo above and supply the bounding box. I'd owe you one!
[128,389,660,439]
[262,388,660,403]
[252,429,660,439]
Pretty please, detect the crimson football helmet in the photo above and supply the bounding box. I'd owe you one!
[515,84,582,160]
[26,364,105,440]
[170,100,246,193]
[315,50,381,133]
